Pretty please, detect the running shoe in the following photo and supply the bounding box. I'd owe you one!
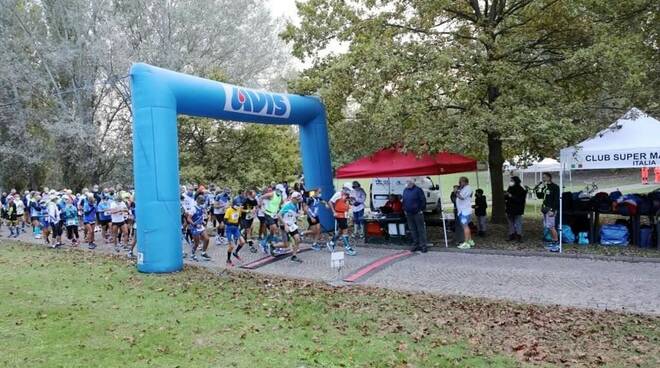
[273,248,289,256]
[344,247,357,256]
[311,243,322,251]
[114,246,121,253]
[326,241,335,252]
[226,260,234,267]
[259,240,268,253]
[249,244,257,253]
[35,234,42,239]
[266,242,273,256]
[468,239,475,247]
[88,243,97,250]
[290,255,303,263]
[457,242,471,250]
[191,254,198,261]
[232,252,242,261]
[127,251,134,259]
[201,252,212,261]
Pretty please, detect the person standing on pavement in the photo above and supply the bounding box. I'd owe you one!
[504,176,527,242]
[455,177,474,250]
[535,172,560,251]
[402,179,428,253]
[350,181,367,238]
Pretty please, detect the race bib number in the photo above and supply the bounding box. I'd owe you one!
[245,212,254,220]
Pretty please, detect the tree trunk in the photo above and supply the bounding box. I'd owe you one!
[487,133,506,224]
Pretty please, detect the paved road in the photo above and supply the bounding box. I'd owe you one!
[2,230,659,315]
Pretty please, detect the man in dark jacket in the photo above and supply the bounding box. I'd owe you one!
[534,172,560,251]
[402,179,427,253]
[504,176,527,242]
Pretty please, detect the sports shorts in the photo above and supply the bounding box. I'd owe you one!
[225,224,241,243]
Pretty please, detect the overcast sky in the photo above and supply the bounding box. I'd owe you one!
[267,0,300,24]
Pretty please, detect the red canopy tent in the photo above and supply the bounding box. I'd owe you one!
[335,148,477,178]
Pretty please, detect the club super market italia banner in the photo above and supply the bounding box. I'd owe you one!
[562,149,660,169]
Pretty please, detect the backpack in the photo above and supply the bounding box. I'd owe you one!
[592,192,612,212]
[638,194,653,215]
[609,190,623,202]
[561,225,576,243]
[615,194,640,216]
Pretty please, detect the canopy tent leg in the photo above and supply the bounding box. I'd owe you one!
[438,178,448,248]
[559,163,564,253]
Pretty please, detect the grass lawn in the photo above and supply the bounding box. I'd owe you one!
[1,242,659,367]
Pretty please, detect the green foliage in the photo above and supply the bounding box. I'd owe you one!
[282,0,659,221]
[178,117,301,190]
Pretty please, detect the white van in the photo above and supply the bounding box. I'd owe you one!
[369,177,441,213]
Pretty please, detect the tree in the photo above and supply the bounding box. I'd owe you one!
[282,0,658,223]
[0,0,295,191]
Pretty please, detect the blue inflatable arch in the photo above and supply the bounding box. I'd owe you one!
[130,63,334,273]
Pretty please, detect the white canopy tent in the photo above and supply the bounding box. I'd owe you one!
[557,108,660,251]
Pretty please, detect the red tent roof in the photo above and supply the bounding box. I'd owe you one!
[335,148,477,178]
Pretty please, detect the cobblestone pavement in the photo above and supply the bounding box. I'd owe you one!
[3,229,659,315]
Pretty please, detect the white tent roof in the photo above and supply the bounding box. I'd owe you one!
[560,108,660,170]
[503,157,560,172]
[520,158,561,173]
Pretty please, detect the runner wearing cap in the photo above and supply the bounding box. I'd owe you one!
[187,195,211,261]
[303,188,326,251]
[275,191,304,262]
[223,199,245,266]
[328,189,357,256]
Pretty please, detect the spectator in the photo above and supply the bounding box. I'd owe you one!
[534,172,560,251]
[505,176,527,242]
[381,194,403,215]
[351,181,367,238]
[473,188,487,237]
[402,179,427,253]
[455,177,474,249]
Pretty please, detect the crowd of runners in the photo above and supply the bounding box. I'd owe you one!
[0,180,369,266]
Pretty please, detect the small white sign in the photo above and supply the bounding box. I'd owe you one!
[137,252,144,265]
[331,251,344,269]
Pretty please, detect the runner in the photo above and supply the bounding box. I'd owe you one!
[223,199,246,266]
[187,195,211,261]
[82,193,97,249]
[239,189,258,253]
[259,184,286,254]
[47,195,63,248]
[15,193,26,233]
[276,191,304,263]
[127,196,137,258]
[257,187,271,241]
[63,196,80,246]
[110,196,129,252]
[328,189,357,256]
[29,195,42,239]
[97,194,112,243]
[39,197,51,245]
[213,188,230,245]
[303,188,325,251]
[6,195,18,238]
